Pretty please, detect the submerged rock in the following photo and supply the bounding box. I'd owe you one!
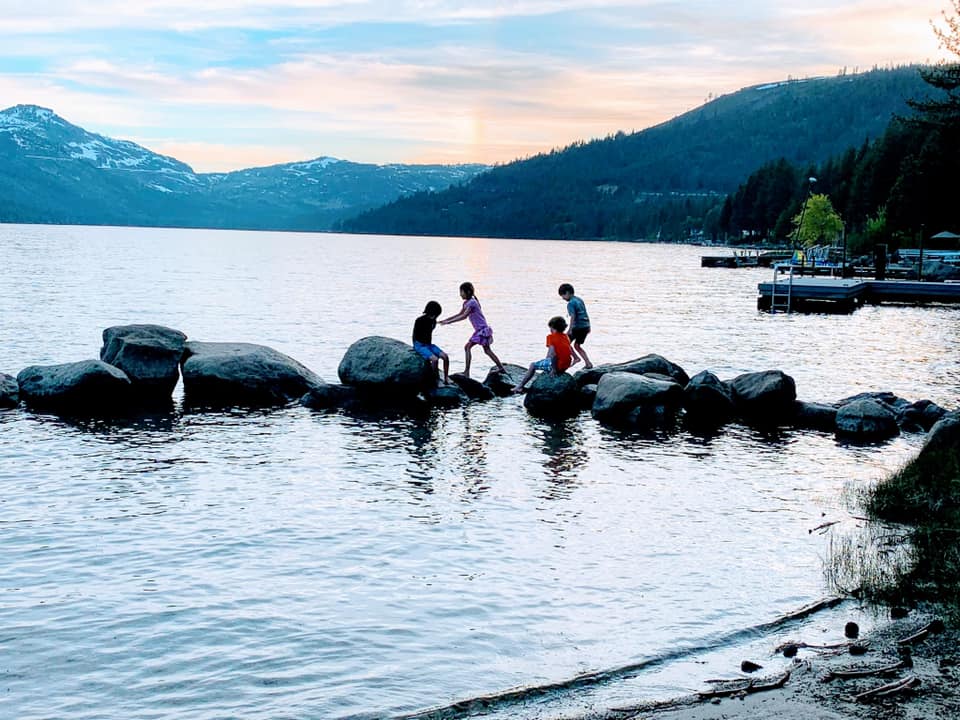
[300,382,358,410]
[337,336,433,397]
[1,372,21,408]
[427,384,469,408]
[17,359,131,412]
[181,341,322,407]
[100,324,187,400]
[792,401,838,432]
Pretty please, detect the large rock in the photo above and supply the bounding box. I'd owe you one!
[917,410,960,457]
[576,354,689,388]
[181,342,322,406]
[592,371,683,426]
[1,372,20,408]
[17,359,131,411]
[100,324,187,400]
[483,364,526,397]
[920,260,960,283]
[729,370,797,426]
[523,372,580,418]
[835,399,899,441]
[337,336,433,397]
[682,370,735,427]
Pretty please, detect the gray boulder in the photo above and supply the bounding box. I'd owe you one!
[682,370,735,427]
[300,382,358,411]
[427,384,469,409]
[918,410,960,457]
[837,391,909,413]
[17,359,131,411]
[835,399,899,441]
[576,354,689,388]
[579,383,598,410]
[1,372,20,408]
[592,371,683,426]
[100,324,187,400]
[792,401,838,432]
[182,342,322,406]
[897,399,947,432]
[483,363,525,397]
[523,372,580,418]
[337,336,433,397]
[450,373,496,401]
[729,370,797,426]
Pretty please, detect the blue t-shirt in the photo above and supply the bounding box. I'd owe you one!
[567,295,590,329]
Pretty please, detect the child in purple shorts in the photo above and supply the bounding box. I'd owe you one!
[412,300,450,385]
[439,281,507,379]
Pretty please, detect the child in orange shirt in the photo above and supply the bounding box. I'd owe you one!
[511,316,573,393]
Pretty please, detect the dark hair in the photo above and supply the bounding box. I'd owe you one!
[423,300,442,316]
[548,316,568,332]
[558,283,575,296]
[459,281,476,299]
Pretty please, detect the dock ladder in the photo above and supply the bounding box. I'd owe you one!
[770,265,794,313]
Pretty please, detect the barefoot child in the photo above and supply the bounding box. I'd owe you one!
[412,301,450,385]
[439,281,507,378]
[558,283,593,369]
[512,316,573,393]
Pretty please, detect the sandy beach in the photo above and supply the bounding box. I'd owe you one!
[594,608,959,720]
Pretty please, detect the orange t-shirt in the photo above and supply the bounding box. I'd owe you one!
[546,332,573,372]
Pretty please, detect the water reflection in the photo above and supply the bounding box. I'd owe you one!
[528,417,585,499]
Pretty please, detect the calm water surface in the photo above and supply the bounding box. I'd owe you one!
[1,225,958,719]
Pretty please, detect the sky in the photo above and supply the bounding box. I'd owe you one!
[0,1,953,172]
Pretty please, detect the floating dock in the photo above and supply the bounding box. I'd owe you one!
[757,276,960,313]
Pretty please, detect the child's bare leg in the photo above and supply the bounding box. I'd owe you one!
[463,341,474,378]
[576,342,593,369]
[512,363,536,393]
[441,352,450,384]
[482,344,506,373]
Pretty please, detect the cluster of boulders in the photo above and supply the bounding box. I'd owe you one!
[0,328,950,445]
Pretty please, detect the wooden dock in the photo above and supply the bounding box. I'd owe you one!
[757,276,960,312]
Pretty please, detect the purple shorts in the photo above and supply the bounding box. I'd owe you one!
[469,326,494,346]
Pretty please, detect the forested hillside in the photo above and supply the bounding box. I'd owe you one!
[341,67,931,241]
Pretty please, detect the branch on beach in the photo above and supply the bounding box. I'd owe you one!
[696,670,791,700]
[775,639,865,656]
[823,658,909,682]
[897,619,946,646]
[853,675,921,702]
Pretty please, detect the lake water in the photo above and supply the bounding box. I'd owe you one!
[2,224,958,720]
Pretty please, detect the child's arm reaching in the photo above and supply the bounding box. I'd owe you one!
[439,308,468,325]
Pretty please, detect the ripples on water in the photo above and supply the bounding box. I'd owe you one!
[1,225,957,719]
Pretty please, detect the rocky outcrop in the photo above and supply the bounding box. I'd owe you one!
[524,372,580,418]
[337,336,433,397]
[17,359,131,411]
[1,372,20,408]
[181,342,322,406]
[835,399,900,441]
[592,372,683,426]
[682,370,735,427]
[100,324,187,400]
[576,354,689,388]
[729,370,797,426]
